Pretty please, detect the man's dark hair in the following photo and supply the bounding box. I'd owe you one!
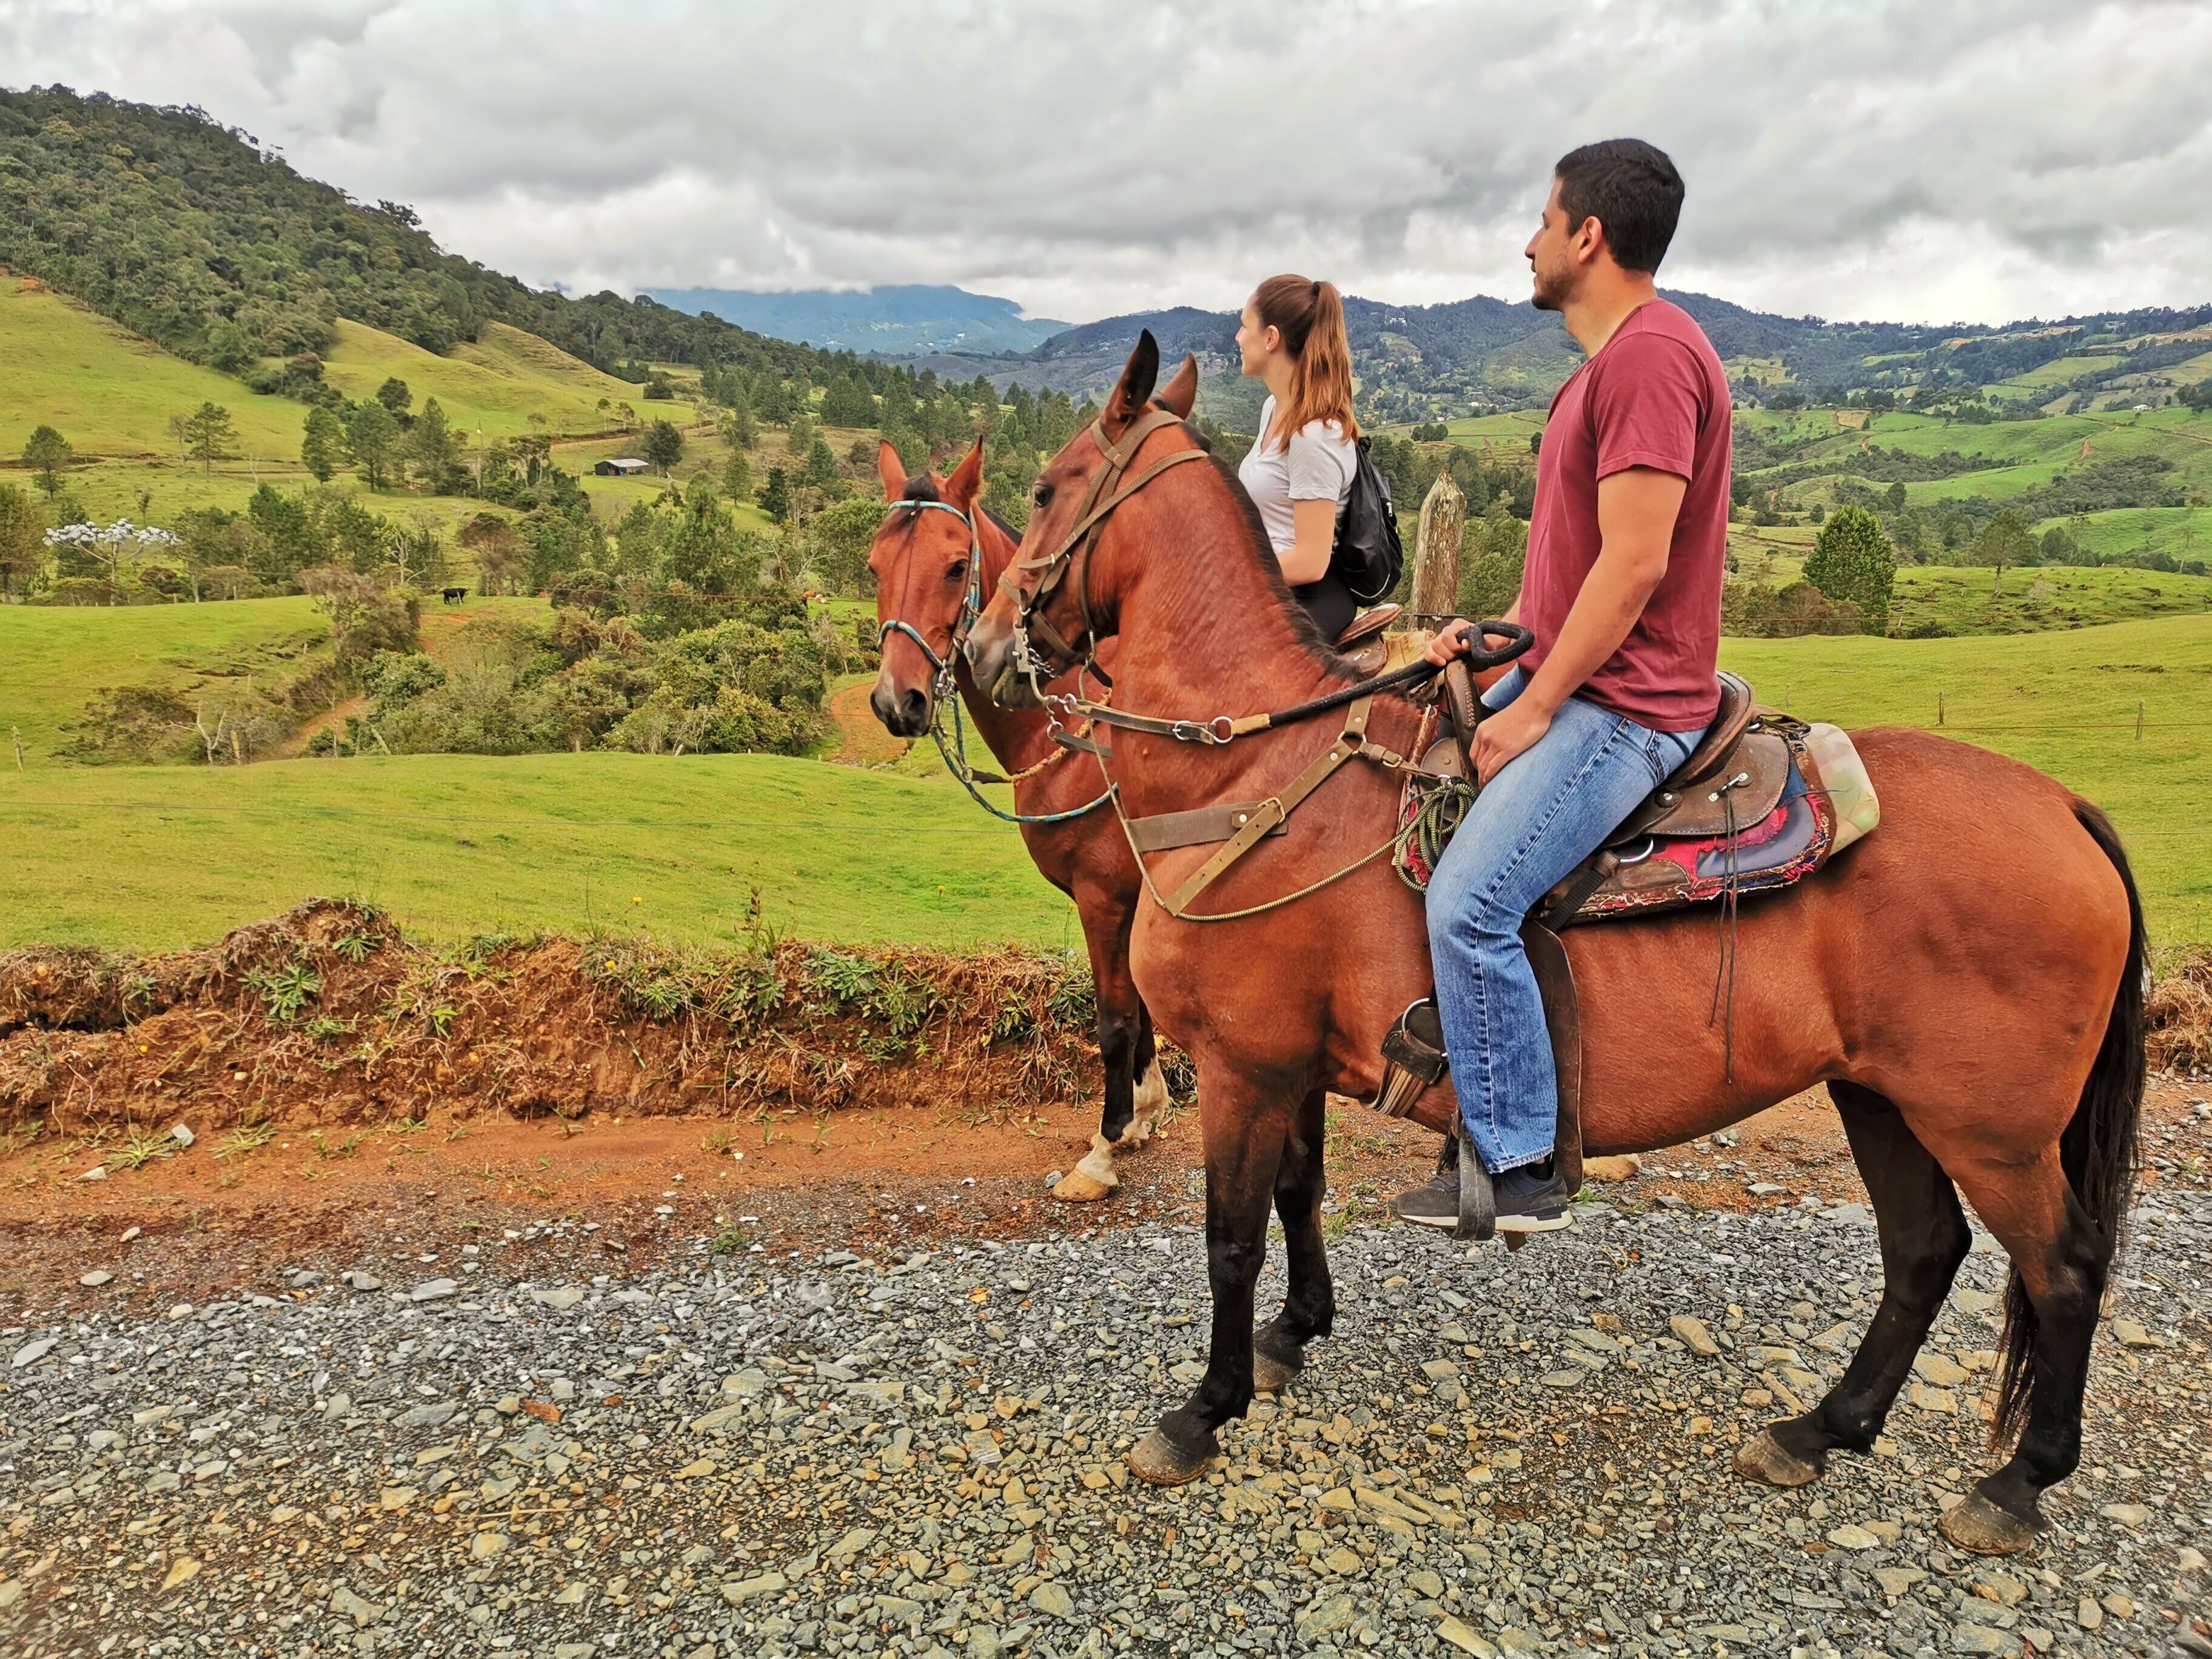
[1553,139,1684,274]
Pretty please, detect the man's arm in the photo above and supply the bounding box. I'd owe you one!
[1438,466,1686,783]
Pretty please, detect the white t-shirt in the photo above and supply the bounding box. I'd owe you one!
[1237,394,1355,558]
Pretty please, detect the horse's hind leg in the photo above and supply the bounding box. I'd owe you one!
[1128,1064,1291,1486]
[1737,1081,1969,1488]
[1255,1087,1333,1394]
[1936,1151,2111,1555]
[1125,999,1167,1145]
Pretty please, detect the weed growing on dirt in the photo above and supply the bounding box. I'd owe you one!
[301,1014,355,1041]
[108,1129,179,1171]
[329,932,384,964]
[711,1225,747,1254]
[307,1128,364,1160]
[241,961,321,1022]
[213,1122,275,1160]
[700,1127,734,1155]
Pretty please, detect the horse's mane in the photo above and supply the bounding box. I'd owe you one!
[897,472,1018,547]
[1191,441,1350,679]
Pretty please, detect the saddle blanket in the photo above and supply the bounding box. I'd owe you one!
[1397,717,1880,925]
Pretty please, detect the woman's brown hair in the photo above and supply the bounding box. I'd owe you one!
[1251,274,1359,451]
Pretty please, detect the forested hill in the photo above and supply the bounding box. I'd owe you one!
[0,86,817,387]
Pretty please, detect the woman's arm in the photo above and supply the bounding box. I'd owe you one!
[1279,496,1338,586]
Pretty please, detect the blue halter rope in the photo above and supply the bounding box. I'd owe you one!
[874,497,1114,828]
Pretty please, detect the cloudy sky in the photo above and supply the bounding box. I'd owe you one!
[5,0,2210,327]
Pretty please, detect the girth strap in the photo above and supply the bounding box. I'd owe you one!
[1128,695,1379,919]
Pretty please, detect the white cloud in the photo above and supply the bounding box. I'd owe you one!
[4,0,2209,325]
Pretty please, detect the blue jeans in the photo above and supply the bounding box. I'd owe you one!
[1426,665,1706,1172]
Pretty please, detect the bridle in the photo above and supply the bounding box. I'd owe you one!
[875,496,984,703]
[872,491,1117,827]
[1000,406,1209,693]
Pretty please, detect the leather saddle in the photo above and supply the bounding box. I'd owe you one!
[1334,603,1402,674]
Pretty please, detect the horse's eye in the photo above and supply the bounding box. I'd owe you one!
[948,560,968,583]
[1032,481,1054,509]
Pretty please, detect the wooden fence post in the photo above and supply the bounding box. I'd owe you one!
[1410,470,1464,622]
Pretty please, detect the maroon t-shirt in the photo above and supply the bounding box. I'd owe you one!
[1519,299,1731,732]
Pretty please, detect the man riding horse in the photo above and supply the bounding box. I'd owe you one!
[1391,138,1736,1236]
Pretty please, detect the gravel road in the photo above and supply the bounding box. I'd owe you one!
[4,1192,2207,1659]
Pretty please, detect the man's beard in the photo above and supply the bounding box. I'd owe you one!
[1530,261,1570,312]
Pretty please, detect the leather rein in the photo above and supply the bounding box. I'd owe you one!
[995,409,1533,919]
[873,495,1114,826]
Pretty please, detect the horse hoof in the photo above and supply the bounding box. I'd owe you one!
[1253,1351,1301,1395]
[1051,1139,1119,1202]
[1938,1490,2041,1556]
[1732,1429,1823,1489]
[1127,1427,1217,1487]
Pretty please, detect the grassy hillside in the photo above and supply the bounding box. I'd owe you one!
[0,278,305,460]
[1,611,2205,954]
[318,318,642,440]
[0,754,1075,956]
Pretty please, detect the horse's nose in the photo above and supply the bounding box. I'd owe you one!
[895,685,930,736]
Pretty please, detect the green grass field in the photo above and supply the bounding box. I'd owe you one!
[318,319,640,441]
[0,752,1075,956]
[0,279,306,461]
[2,611,2206,956]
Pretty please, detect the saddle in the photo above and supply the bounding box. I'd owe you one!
[1334,603,1401,674]
[1379,651,1881,1239]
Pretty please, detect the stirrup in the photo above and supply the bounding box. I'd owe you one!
[1377,999,1448,1119]
[1454,1130,1495,1244]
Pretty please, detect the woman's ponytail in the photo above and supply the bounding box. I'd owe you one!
[1252,273,1359,450]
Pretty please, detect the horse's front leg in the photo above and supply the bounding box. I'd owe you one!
[1255,1086,1332,1393]
[1051,875,1141,1203]
[1128,1059,1293,1485]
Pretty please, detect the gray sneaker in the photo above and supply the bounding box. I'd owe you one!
[1494,1163,1572,1233]
[1390,1162,1463,1228]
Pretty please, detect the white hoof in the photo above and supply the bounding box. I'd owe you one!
[1051,1136,1119,1203]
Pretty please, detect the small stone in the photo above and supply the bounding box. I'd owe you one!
[1028,1581,1074,1619]
[469,1531,510,1560]
[720,1572,787,1606]
[2074,1597,2102,1631]
[380,1487,417,1510]
[78,1270,113,1287]
[2110,1318,2157,1349]
[169,1122,195,1147]
[1581,1155,1641,1182]
[2099,1502,2149,1529]
[1949,1624,2009,1655]
[1436,1615,1500,1657]
[1908,1383,1959,1413]
[330,1585,381,1627]
[2099,1592,2134,1620]
[530,1286,586,1311]
[159,1557,201,1592]
[1874,1567,1926,1598]
[2177,1546,2207,1573]
[1972,1572,2025,1608]
[1746,1181,1787,1196]
[78,1165,107,1182]
[398,1401,457,1429]
[1323,1547,1362,1575]
[1297,1594,1359,1637]
[409,1278,458,1302]
[1825,1524,1880,1550]
[2021,1627,2054,1654]
[10,1337,58,1369]
[1669,1315,1720,1356]
[1914,1353,1969,1387]
[1420,1359,1461,1381]
[342,1271,383,1292]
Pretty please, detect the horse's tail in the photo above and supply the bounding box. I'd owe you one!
[1992,798,2146,1443]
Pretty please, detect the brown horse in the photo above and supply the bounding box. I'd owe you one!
[865,429,1192,1195]
[965,332,2145,1556]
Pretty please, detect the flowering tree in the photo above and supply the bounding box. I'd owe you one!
[43,520,181,600]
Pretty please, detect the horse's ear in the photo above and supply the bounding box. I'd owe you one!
[876,440,907,503]
[944,440,984,514]
[1155,354,1198,419]
[1102,329,1161,437]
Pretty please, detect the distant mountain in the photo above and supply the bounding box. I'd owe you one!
[648,285,1069,356]
[896,288,2212,427]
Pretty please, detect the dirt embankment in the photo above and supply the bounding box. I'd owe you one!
[0,900,1105,1138]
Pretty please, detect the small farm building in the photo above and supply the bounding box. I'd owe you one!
[595,458,651,477]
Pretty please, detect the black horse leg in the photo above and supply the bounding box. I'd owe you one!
[1127,1067,1289,1485]
[1255,1087,1334,1392]
[1737,1081,1969,1486]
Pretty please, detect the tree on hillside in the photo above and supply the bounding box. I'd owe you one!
[409,397,457,484]
[722,447,753,502]
[300,406,344,483]
[1968,508,2036,598]
[376,377,414,419]
[803,435,842,496]
[459,514,524,595]
[644,419,685,476]
[1803,504,1897,634]
[0,484,43,599]
[758,468,793,525]
[21,426,73,497]
[722,398,757,451]
[180,403,237,474]
[345,400,404,490]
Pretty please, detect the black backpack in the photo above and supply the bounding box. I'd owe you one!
[1332,435,1404,604]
